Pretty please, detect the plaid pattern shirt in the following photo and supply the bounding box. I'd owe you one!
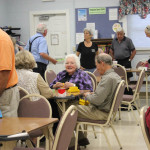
[50,69,93,91]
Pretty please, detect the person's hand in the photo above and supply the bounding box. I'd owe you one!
[52,59,58,65]
[17,45,24,51]
[141,61,148,66]
[53,82,64,89]
[64,82,74,89]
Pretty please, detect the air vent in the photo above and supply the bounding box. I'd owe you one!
[39,15,49,21]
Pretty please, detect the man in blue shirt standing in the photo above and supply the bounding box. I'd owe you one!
[25,23,57,79]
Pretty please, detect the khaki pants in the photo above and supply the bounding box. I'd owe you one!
[66,100,109,120]
[0,86,20,117]
[76,104,109,120]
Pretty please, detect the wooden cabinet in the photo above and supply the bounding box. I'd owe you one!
[91,38,113,53]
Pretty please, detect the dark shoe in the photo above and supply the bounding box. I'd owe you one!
[78,138,90,146]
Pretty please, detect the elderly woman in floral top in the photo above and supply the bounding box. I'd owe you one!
[50,54,93,91]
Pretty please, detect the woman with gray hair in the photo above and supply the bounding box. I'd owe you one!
[15,50,53,99]
[76,28,99,73]
[50,54,93,91]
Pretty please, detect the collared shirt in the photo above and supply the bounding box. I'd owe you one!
[111,36,135,60]
[50,69,93,91]
[24,33,49,65]
[86,69,121,112]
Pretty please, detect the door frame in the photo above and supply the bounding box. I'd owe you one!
[30,9,70,55]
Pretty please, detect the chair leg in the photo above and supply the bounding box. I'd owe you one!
[75,123,80,150]
[100,126,113,150]
[119,107,121,120]
[92,126,97,139]
[110,125,122,149]
[130,104,139,126]
[133,101,140,114]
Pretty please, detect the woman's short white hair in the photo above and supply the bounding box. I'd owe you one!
[64,54,80,69]
[116,27,124,33]
[145,25,150,34]
[83,28,93,36]
[36,23,47,34]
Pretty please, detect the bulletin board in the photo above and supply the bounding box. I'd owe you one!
[75,7,123,45]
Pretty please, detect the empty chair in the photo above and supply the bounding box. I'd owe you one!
[18,94,52,149]
[140,106,150,150]
[14,105,78,150]
[75,80,125,150]
[119,69,145,125]
[45,69,57,85]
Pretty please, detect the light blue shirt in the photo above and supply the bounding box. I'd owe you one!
[24,33,49,65]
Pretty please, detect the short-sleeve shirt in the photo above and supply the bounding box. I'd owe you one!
[0,29,18,88]
[24,33,49,65]
[77,42,98,69]
[111,36,135,60]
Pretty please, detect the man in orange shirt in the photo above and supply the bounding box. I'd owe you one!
[0,29,20,117]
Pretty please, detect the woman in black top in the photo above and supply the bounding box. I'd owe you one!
[76,28,99,73]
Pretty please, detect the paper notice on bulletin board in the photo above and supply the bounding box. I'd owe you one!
[78,9,87,21]
[86,23,95,31]
[109,8,118,20]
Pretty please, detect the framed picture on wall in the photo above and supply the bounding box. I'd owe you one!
[51,34,59,45]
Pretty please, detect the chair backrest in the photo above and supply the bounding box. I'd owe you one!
[93,69,100,77]
[18,86,29,99]
[133,68,145,99]
[140,106,150,150]
[136,61,149,76]
[52,105,78,150]
[85,71,97,91]
[45,69,57,85]
[18,94,52,118]
[112,64,129,90]
[107,80,125,123]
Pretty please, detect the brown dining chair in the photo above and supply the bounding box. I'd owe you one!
[18,86,29,99]
[112,63,129,90]
[85,71,97,91]
[119,69,145,125]
[75,80,125,150]
[93,69,100,77]
[140,106,150,150]
[18,94,52,149]
[44,69,57,85]
[14,105,78,150]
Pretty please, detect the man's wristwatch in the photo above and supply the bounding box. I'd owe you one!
[129,59,131,61]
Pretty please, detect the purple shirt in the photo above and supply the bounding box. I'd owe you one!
[50,69,93,91]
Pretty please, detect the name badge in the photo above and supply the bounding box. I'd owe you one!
[91,49,95,52]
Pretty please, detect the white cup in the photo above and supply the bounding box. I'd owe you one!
[113,61,118,65]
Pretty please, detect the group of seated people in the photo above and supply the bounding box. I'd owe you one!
[14,50,121,149]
